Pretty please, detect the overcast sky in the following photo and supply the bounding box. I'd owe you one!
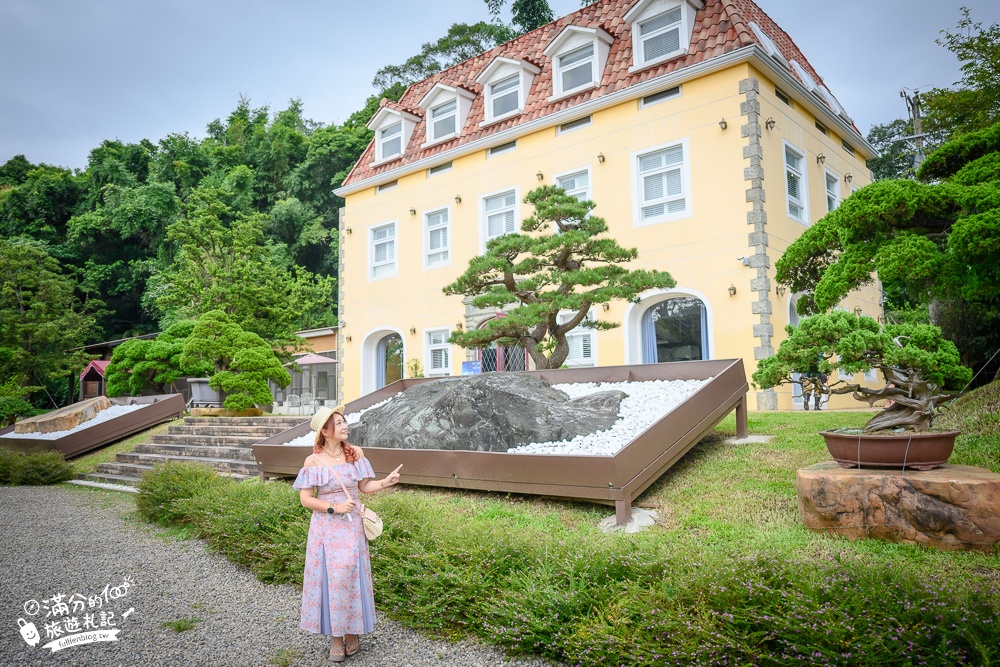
[1,0,995,171]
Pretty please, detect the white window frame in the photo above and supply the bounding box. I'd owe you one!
[635,7,684,66]
[479,186,520,252]
[423,206,451,269]
[378,122,402,161]
[790,60,817,92]
[558,308,597,367]
[825,170,840,213]
[631,138,692,227]
[543,25,613,101]
[368,221,397,281]
[425,328,452,376]
[476,57,540,126]
[418,83,476,148]
[428,98,458,144]
[749,21,788,66]
[783,141,808,224]
[556,115,593,135]
[367,108,419,165]
[624,0,700,72]
[554,166,592,202]
[638,85,682,109]
[864,367,878,383]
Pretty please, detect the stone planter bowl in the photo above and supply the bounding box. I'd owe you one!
[820,430,960,471]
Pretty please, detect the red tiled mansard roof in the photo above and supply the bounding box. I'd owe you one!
[340,0,862,189]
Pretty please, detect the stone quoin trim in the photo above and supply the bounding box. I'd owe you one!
[337,206,347,401]
[739,77,776,410]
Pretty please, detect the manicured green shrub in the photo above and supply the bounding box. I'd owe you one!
[0,446,75,485]
[136,461,1000,667]
[135,461,227,525]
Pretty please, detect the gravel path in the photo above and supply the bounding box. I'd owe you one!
[0,486,559,667]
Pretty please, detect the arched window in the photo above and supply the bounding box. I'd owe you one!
[375,333,403,388]
[640,296,707,363]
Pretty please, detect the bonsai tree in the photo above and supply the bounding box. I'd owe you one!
[105,321,209,397]
[443,186,675,369]
[753,311,972,432]
[179,310,291,411]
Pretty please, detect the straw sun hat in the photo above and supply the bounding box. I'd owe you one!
[310,405,346,432]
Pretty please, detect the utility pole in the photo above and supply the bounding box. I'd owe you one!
[900,89,926,171]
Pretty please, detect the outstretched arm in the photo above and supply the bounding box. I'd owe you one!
[359,464,403,495]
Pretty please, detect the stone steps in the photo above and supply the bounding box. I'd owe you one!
[150,434,262,447]
[76,416,307,488]
[134,443,257,461]
[167,425,292,437]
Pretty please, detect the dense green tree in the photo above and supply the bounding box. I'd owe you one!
[923,8,1000,139]
[372,22,511,90]
[485,0,554,39]
[866,119,920,181]
[0,238,98,408]
[149,187,334,345]
[0,164,84,253]
[776,122,1000,379]
[444,186,675,369]
[105,320,207,397]
[0,155,35,187]
[179,310,291,411]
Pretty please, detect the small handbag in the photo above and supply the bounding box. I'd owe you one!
[331,469,384,541]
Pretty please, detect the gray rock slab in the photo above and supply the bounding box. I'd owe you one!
[349,374,626,452]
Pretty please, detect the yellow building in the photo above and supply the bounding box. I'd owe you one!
[334,0,881,411]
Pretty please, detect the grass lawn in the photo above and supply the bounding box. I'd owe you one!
[69,417,183,475]
[132,402,1000,666]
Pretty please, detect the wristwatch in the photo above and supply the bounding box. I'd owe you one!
[326,505,336,514]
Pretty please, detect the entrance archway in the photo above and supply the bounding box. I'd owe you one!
[624,289,714,365]
[361,329,405,395]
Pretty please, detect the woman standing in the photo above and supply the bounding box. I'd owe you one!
[294,405,402,661]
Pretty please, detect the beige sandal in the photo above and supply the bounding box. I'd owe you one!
[346,634,360,657]
[329,637,346,663]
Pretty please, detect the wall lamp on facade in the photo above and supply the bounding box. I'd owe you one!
[765,117,776,130]
[844,172,853,183]
[877,314,885,324]
[597,152,605,163]
[728,284,737,297]
[719,117,727,130]
[345,335,352,343]
[601,302,610,311]
[854,306,863,317]
[455,321,464,331]
[816,153,826,164]
[409,326,416,335]
[737,256,749,266]
[344,227,352,235]
[454,195,462,204]
[409,207,416,216]
[776,285,786,297]
[536,171,544,181]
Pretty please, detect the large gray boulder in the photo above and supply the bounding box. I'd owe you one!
[349,374,626,452]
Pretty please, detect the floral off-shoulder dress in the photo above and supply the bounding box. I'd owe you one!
[293,457,376,636]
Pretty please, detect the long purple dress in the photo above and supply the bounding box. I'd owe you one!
[293,457,376,636]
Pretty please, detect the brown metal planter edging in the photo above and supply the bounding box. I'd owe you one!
[0,394,186,459]
[254,360,748,525]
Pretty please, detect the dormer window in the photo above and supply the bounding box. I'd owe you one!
[476,57,540,125]
[367,106,420,164]
[624,0,703,72]
[418,83,476,147]
[543,26,613,101]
